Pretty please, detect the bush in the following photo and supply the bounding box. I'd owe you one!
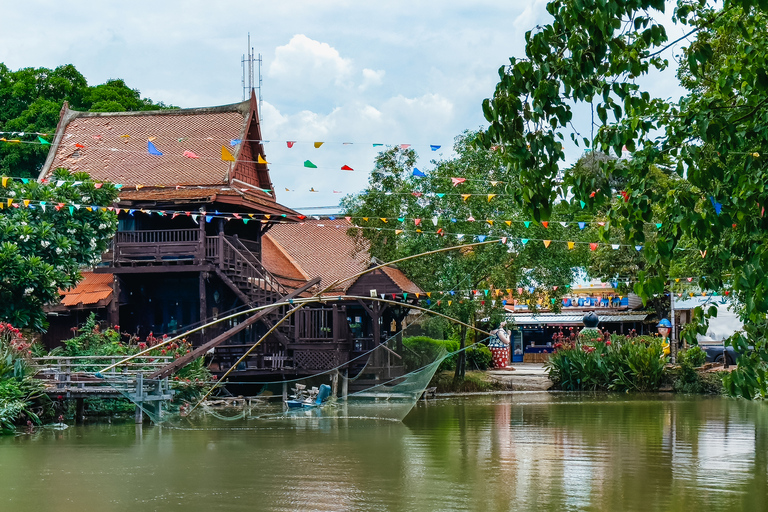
[0,323,45,433]
[466,344,493,371]
[547,334,666,392]
[402,336,458,372]
[678,346,707,368]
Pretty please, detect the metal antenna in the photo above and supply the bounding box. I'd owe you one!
[240,34,263,121]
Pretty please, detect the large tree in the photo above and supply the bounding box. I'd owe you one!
[342,133,587,380]
[479,0,768,397]
[0,169,119,330]
[0,64,175,179]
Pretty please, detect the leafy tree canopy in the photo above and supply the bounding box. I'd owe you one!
[479,0,768,397]
[0,169,119,330]
[0,63,175,179]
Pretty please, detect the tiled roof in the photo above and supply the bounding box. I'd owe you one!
[263,221,421,295]
[381,266,423,294]
[40,94,275,197]
[41,106,246,187]
[264,222,370,292]
[59,272,113,307]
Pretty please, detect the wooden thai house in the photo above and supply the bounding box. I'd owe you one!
[40,94,422,384]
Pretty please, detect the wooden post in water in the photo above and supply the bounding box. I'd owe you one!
[331,369,339,397]
[135,373,144,424]
[282,381,288,402]
[75,398,85,425]
[341,369,348,400]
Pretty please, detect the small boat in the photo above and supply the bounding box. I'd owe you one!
[285,384,332,409]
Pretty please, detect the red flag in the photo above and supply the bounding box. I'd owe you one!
[341,165,353,171]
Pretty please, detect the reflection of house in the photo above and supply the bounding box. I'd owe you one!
[41,95,421,383]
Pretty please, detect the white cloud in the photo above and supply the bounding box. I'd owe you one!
[359,68,385,91]
[269,34,353,87]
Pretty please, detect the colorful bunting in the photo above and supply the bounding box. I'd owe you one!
[314,142,324,148]
[341,165,354,171]
[304,160,317,168]
[147,141,163,156]
[221,146,235,162]
[451,177,466,186]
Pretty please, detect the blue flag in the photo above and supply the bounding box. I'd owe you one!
[412,168,426,177]
[148,141,163,156]
[430,145,441,151]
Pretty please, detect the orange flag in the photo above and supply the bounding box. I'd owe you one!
[221,146,235,162]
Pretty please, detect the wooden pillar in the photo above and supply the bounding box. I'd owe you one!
[198,213,207,263]
[75,398,85,425]
[341,369,348,400]
[199,272,207,328]
[282,381,288,402]
[217,218,225,267]
[331,369,339,397]
[109,275,120,328]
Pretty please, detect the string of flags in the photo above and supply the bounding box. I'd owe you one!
[0,132,442,152]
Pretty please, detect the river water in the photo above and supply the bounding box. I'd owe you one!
[1,393,766,511]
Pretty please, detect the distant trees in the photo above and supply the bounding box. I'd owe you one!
[0,63,175,178]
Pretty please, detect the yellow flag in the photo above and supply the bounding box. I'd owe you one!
[567,241,575,250]
[675,278,680,282]
[395,229,403,234]
[448,300,452,306]
[505,220,511,226]
[487,194,496,202]
[257,154,268,164]
[264,214,271,220]
[543,240,551,248]
[461,194,471,201]
[486,220,494,226]
[380,218,388,223]
[415,293,420,299]
[427,292,431,298]
[23,200,30,207]
[1,177,7,187]
[314,142,324,148]
[362,217,368,222]
[221,146,235,162]
[7,199,12,207]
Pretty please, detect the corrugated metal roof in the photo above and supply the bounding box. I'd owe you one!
[507,313,649,325]
[59,272,113,307]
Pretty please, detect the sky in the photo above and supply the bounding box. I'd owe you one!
[0,1,687,212]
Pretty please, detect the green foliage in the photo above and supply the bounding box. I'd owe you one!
[0,63,175,178]
[402,336,458,372]
[0,322,44,433]
[480,0,768,399]
[465,344,493,371]
[0,169,119,330]
[547,334,666,392]
[60,313,126,357]
[678,346,707,368]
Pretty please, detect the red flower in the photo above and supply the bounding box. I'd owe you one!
[606,340,612,346]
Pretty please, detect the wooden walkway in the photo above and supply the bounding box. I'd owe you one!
[33,356,175,423]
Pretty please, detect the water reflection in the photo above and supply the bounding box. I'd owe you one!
[0,394,766,511]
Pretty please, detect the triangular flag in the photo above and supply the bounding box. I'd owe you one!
[380,218,388,223]
[230,139,241,145]
[400,144,411,149]
[487,194,496,202]
[414,218,421,226]
[395,229,403,234]
[656,223,662,229]
[611,244,620,250]
[430,145,441,151]
[257,154,268,164]
[487,220,494,226]
[38,136,50,145]
[477,235,487,242]
[461,194,471,201]
[505,220,512,226]
[541,221,549,228]
[710,196,722,215]
[148,141,163,156]
[560,222,567,227]
[304,160,317,168]
[183,151,199,159]
[341,165,353,171]
[590,243,598,251]
[286,141,296,148]
[221,146,235,162]
[567,241,575,250]
[635,245,643,251]
[578,222,586,230]
[580,200,586,209]
[1,177,7,187]
[314,142,324,148]
[521,239,529,245]
[700,250,707,258]
[436,193,445,198]
[451,177,466,186]
[543,240,551,248]
[524,221,531,228]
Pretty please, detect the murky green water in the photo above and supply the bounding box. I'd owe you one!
[1,393,766,511]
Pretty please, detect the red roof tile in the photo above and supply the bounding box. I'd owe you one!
[263,221,421,294]
[59,272,113,307]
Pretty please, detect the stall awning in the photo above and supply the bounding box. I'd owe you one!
[507,312,649,326]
